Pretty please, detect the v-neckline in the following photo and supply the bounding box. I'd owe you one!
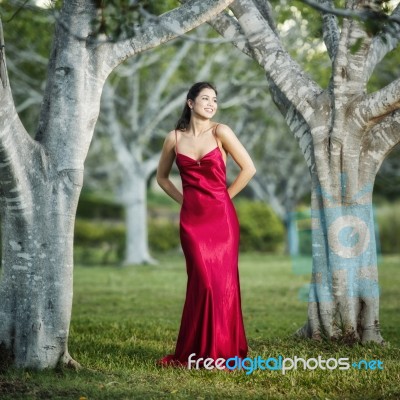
[176,146,220,162]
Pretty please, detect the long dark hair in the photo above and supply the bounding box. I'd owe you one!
[175,82,217,131]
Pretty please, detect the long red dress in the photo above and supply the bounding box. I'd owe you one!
[159,125,248,367]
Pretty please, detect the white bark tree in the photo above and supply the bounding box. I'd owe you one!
[231,89,311,251]
[88,28,261,265]
[0,0,234,369]
[210,0,400,344]
[95,35,217,265]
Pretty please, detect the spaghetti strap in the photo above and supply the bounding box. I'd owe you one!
[174,129,178,155]
[212,124,220,147]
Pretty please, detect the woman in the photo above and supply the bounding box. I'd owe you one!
[156,82,256,368]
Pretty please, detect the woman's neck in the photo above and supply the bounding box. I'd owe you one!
[188,118,212,137]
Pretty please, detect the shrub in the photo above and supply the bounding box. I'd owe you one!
[375,202,400,254]
[74,219,125,265]
[148,220,180,252]
[235,200,285,252]
[77,193,124,220]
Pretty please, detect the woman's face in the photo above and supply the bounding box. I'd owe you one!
[189,88,218,119]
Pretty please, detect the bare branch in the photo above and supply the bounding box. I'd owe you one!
[208,8,253,57]
[299,0,400,24]
[141,42,219,141]
[366,4,400,81]
[359,110,400,186]
[253,0,278,36]
[229,0,323,123]
[106,0,235,71]
[0,18,38,197]
[129,71,140,134]
[266,76,315,170]
[0,19,8,88]
[319,0,340,60]
[331,14,372,97]
[144,40,194,117]
[101,83,136,176]
[143,153,161,179]
[359,76,400,122]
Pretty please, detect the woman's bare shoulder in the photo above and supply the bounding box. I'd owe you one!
[164,129,179,143]
[214,123,235,138]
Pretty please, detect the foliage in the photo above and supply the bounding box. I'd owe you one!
[375,200,400,254]
[0,3,52,133]
[148,219,180,252]
[77,192,125,220]
[1,254,400,398]
[91,0,179,41]
[72,194,291,262]
[235,199,285,252]
[74,219,125,265]
[274,0,331,88]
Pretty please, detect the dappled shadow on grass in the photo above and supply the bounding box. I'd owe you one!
[0,369,84,400]
[0,378,30,396]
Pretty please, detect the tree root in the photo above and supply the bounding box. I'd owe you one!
[59,352,82,370]
[293,322,385,346]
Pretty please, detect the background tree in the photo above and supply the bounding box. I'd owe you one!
[210,0,400,344]
[0,0,234,370]
[86,24,270,264]
[89,31,218,265]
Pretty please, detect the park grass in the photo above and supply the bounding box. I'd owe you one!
[1,253,400,399]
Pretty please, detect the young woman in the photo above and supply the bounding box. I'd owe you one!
[156,82,256,367]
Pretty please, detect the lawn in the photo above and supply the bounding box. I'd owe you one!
[1,253,399,399]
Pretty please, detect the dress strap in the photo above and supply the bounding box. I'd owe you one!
[212,124,220,147]
[174,129,178,154]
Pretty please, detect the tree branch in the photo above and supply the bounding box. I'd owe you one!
[359,110,400,187]
[141,44,218,142]
[144,40,194,118]
[0,18,8,89]
[101,83,136,176]
[253,0,278,36]
[359,76,400,122]
[208,10,253,57]
[366,4,400,82]
[0,17,39,198]
[143,153,161,179]
[336,14,373,87]
[229,0,323,124]
[266,76,315,170]
[319,0,340,60]
[299,0,400,24]
[105,0,235,71]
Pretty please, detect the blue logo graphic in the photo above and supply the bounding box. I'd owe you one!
[288,173,381,302]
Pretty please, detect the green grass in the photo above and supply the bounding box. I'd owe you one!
[1,253,400,399]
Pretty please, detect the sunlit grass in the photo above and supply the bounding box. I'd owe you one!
[1,253,399,399]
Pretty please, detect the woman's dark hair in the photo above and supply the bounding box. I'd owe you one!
[175,82,217,131]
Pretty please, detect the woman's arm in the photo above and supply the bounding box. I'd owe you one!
[156,131,183,205]
[216,124,256,199]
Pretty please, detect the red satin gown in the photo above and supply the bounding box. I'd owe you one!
[158,125,248,367]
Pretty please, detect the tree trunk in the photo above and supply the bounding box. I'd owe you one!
[122,172,156,265]
[0,167,83,368]
[297,174,383,344]
[1,0,235,369]
[209,0,400,344]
